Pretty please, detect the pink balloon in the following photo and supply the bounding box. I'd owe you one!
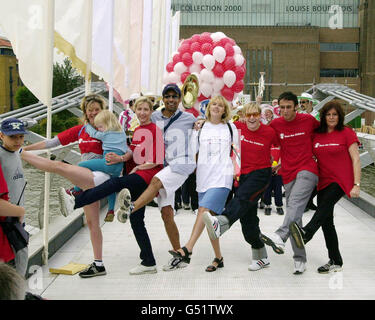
[212,63,224,78]
[172,53,181,65]
[166,62,174,73]
[217,38,231,48]
[198,93,209,102]
[201,43,213,55]
[223,56,236,71]
[191,34,200,43]
[199,33,213,45]
[234,66,245,80]
[190,41,201,53]
[181,39,191,47]
[228,38,236,46]
[224,43,235,57]
[233,80,244,93]
[221,86,234,101]
[178,43,190,55]
[182,52,193,66]
[181,72,190,83]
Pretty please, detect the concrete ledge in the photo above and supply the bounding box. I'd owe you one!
[345,190,375,218]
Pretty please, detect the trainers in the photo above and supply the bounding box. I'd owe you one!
[129,264,157,275]
[58,187,75,217]
[248,258,270,271]
[192,209,198,215]
[116,188,132,223]
[66,187,82,198]
[162,257,188,272]
[259,201,265,209]
[174,202,182,211]
[104,210,114,222]
[317,260,342,274]
[203,211,221,240]
[79,262,106,278]
[293,261,306,275]
[276,207,284,215]
[260,232,285,254]
[289,222,306,249]
[264,206,271,215]
[183,203,191,210]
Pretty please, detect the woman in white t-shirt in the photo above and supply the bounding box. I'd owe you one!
[169,95,238,272]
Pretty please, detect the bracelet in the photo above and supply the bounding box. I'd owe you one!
[354,183,360,187]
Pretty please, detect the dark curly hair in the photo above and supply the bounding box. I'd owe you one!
[315,101,345,133]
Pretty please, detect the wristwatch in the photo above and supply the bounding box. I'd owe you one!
[354,183,360,187]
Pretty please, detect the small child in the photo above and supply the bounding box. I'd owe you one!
[73,110,128,222]
[0,118,29,276]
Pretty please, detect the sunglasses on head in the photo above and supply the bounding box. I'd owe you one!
[85,95,101,103]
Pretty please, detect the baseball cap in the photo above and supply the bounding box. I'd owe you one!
[124,93,141,104]
[0,118,28,135]
[162,83,181,97]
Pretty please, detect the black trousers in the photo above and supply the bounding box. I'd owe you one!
[263,174,283,207]
[304,182,345,266]
[175,172,198,210]
[74,174,156,266]
[223,167,271,249]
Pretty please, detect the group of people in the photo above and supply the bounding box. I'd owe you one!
[0,83,360,282]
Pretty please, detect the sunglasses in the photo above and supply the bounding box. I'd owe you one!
[245,112,260,117]
[163,95,179,99]
[300,100,309,104]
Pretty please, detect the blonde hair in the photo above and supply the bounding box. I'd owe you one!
[94,110,122,132]
[133,97,154,111]
[80,94,106,123]
[243,103,261,116]
[206,95,231,123]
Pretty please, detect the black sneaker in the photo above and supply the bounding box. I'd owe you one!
[289,222,306,249]
[317,260,342,274]
[259,201,265,209]
[79,262,107,278]
[276,207,284,215]
[265,207,271,215]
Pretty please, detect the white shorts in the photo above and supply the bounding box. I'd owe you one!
[93,171,111,187]
[155,166,188,210]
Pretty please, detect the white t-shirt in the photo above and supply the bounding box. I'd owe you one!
[191,121,238,193]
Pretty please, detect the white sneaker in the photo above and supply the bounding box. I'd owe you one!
[162,257,188,271]
[58,187,75,217]
[129,264,157,275]
[203,211,221,240]
[293,261,306,275]
[116,188,132,223]
[260,232,285,254]
[248,258,270,271]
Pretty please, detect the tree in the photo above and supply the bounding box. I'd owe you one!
[15,86,38,108]
[52,58,84,97]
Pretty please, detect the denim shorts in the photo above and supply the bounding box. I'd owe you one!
[198,187,231,214]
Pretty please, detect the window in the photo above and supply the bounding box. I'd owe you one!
[320,43,359,52]
[320,69,359,77]
[0,48,15,56]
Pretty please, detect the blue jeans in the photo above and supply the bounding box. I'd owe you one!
[223,167,271,249]
[74,174,156,267]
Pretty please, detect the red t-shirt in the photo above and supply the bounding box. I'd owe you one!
[234,121,278,175]
[0,164,15,263]
[270,113,320,184]
[127,123,164,184]
[271,145,281,163]
[57,125,103,156]
[185,107,200,118]
[313,127,359,197]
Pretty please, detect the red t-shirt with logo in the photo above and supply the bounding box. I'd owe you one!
[57,125,103,156]
[234,121,277,175]
[313,127,359,197]
[270,113,320,184]
[0,163,15,263]
[271,145,281,163]
[127,122,164,184]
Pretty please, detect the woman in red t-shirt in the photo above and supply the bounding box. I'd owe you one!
[0,164,25,264]
[290,101,361,273]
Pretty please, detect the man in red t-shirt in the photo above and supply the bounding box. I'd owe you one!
[260,91,319,275]
[0,164,25,265]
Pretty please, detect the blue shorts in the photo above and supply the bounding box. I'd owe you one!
[198,188,231,214]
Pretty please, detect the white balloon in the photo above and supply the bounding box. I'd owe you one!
[200,82,213,98]
[192,51,204,64]
[234,54,245,67]
[163,71,169,84]
[174,62,187,75]
[213,46,226,63]
[223,70,236,88]
[200,68,214,84]
[211,90,221,98]
[213,77,225,91]
[168,72,179,84]
[189,63,201,74]
[211,32,226,42]
[202,54,215,70]
[233,46,242,55]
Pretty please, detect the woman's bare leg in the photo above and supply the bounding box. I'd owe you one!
[84,201,102,260]
[183,207,208,253]
[21,150,95,190]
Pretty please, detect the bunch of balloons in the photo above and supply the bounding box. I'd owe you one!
[163,32,246,103]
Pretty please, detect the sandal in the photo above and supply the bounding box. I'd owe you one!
[168,246,192,263]
[205,257,224,272]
